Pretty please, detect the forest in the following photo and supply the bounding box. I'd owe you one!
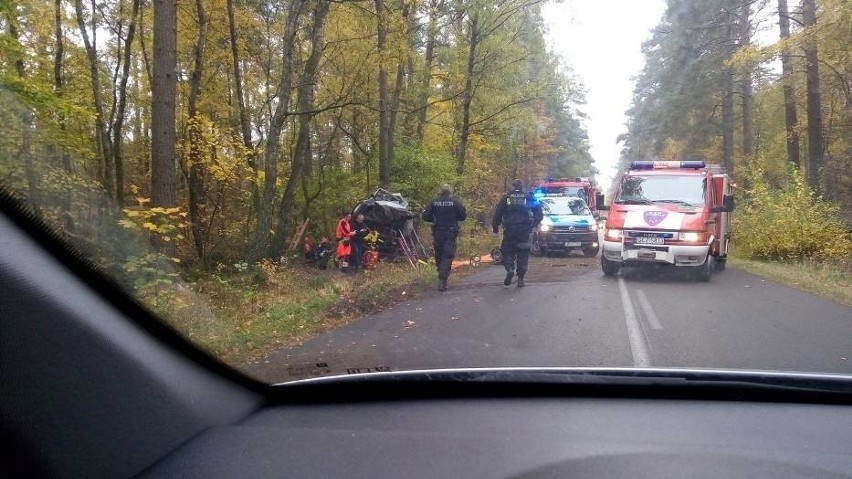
[619,0,850,260]
[1,0,595,271]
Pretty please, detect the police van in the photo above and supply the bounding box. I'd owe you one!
[531,195,600,257]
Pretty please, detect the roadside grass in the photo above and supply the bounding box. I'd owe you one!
[145,233,497,366]
[728,253,852,306]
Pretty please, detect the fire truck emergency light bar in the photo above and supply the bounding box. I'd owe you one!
[630,161,706,170]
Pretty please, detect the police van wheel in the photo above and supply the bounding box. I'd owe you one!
[601,255,620,276]
[531,239,545,257]
[583,247,599,258]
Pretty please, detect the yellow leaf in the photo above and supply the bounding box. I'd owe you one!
[143,222,158,231]
[118,219,137,229]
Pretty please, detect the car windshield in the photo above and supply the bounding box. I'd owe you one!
[541,198,591,216]
[615,175,706,207]
[1,0,850,385]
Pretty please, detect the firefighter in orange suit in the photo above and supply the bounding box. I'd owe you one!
[335,212,353,270]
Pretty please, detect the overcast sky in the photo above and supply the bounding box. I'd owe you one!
[541,0,667,189]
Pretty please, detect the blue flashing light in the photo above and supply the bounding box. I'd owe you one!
[630,160,706,170]
[533,189,546,199]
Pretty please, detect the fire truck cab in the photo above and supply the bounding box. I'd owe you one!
[537,177,604,219]
[599,161,734,281]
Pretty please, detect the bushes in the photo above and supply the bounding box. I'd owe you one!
[733,166,852,261]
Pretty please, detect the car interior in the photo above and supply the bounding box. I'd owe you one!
[3,195,852,478]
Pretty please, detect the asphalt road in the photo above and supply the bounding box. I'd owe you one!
[246,254,852,383]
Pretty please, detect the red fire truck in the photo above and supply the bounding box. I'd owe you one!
[599,161,734,281]
[536,177,604,219]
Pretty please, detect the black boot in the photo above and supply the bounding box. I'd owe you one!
[504,270,514,286]
[517,276,525,287]
[438,279,447,292]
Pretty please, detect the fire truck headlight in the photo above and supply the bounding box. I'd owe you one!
[678,232,702,242]
[605,228,622,240]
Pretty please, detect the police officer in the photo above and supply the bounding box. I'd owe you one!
[422,183,467,291]
[492,179,543,287]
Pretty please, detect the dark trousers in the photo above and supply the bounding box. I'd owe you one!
[433,227,458,281]
[501,226,531,278]
[350,242,364,270]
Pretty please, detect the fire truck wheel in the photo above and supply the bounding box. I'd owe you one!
[715,256,727,272]
[601,255,620,276]
[692,254,713,282]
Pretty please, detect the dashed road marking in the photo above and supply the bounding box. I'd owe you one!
[636,289,664,330]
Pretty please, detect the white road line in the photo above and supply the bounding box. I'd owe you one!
[635,289,664,330]
[617,277,651,367]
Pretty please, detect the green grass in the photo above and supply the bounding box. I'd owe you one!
[729,254,852,306]
[147,259,443,364]
[137,233,494,365]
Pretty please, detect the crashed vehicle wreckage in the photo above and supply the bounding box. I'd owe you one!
[350,189,430,265]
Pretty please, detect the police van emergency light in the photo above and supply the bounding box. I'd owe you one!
[630,161,706,170]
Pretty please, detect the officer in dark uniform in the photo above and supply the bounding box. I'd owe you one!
[422,183,467,291]
[492,179,543,287]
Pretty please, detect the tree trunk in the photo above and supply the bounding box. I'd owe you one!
[802,0,824,190]
[739,0,753,159]
[137,3,153,86]
[777,0,800,169]
[249,0,305,261]
[414,0,440,142]
[185,0,208,264]
[74,0,114,195]
[270,1,330,257]
[4,12,37,210]
[151,0,177,254]
[388,62,406,169]
[455,14,478,175]
[721,20,734,172]
[376,0,391,188]
[112,0,140,205]
[387,1,411,161]
[226,0,260,239]
[54,0,72,223]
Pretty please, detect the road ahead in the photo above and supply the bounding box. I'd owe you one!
[246,256,852,383]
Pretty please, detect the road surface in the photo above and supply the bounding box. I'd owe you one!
[245,255,852,383]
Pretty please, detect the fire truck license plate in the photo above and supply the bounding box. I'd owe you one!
[635,236,664,245]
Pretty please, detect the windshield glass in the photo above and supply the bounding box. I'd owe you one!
[541,186,586,199]
[615,175,706,207]
[541,198,591,216]
[2,0,850,384]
